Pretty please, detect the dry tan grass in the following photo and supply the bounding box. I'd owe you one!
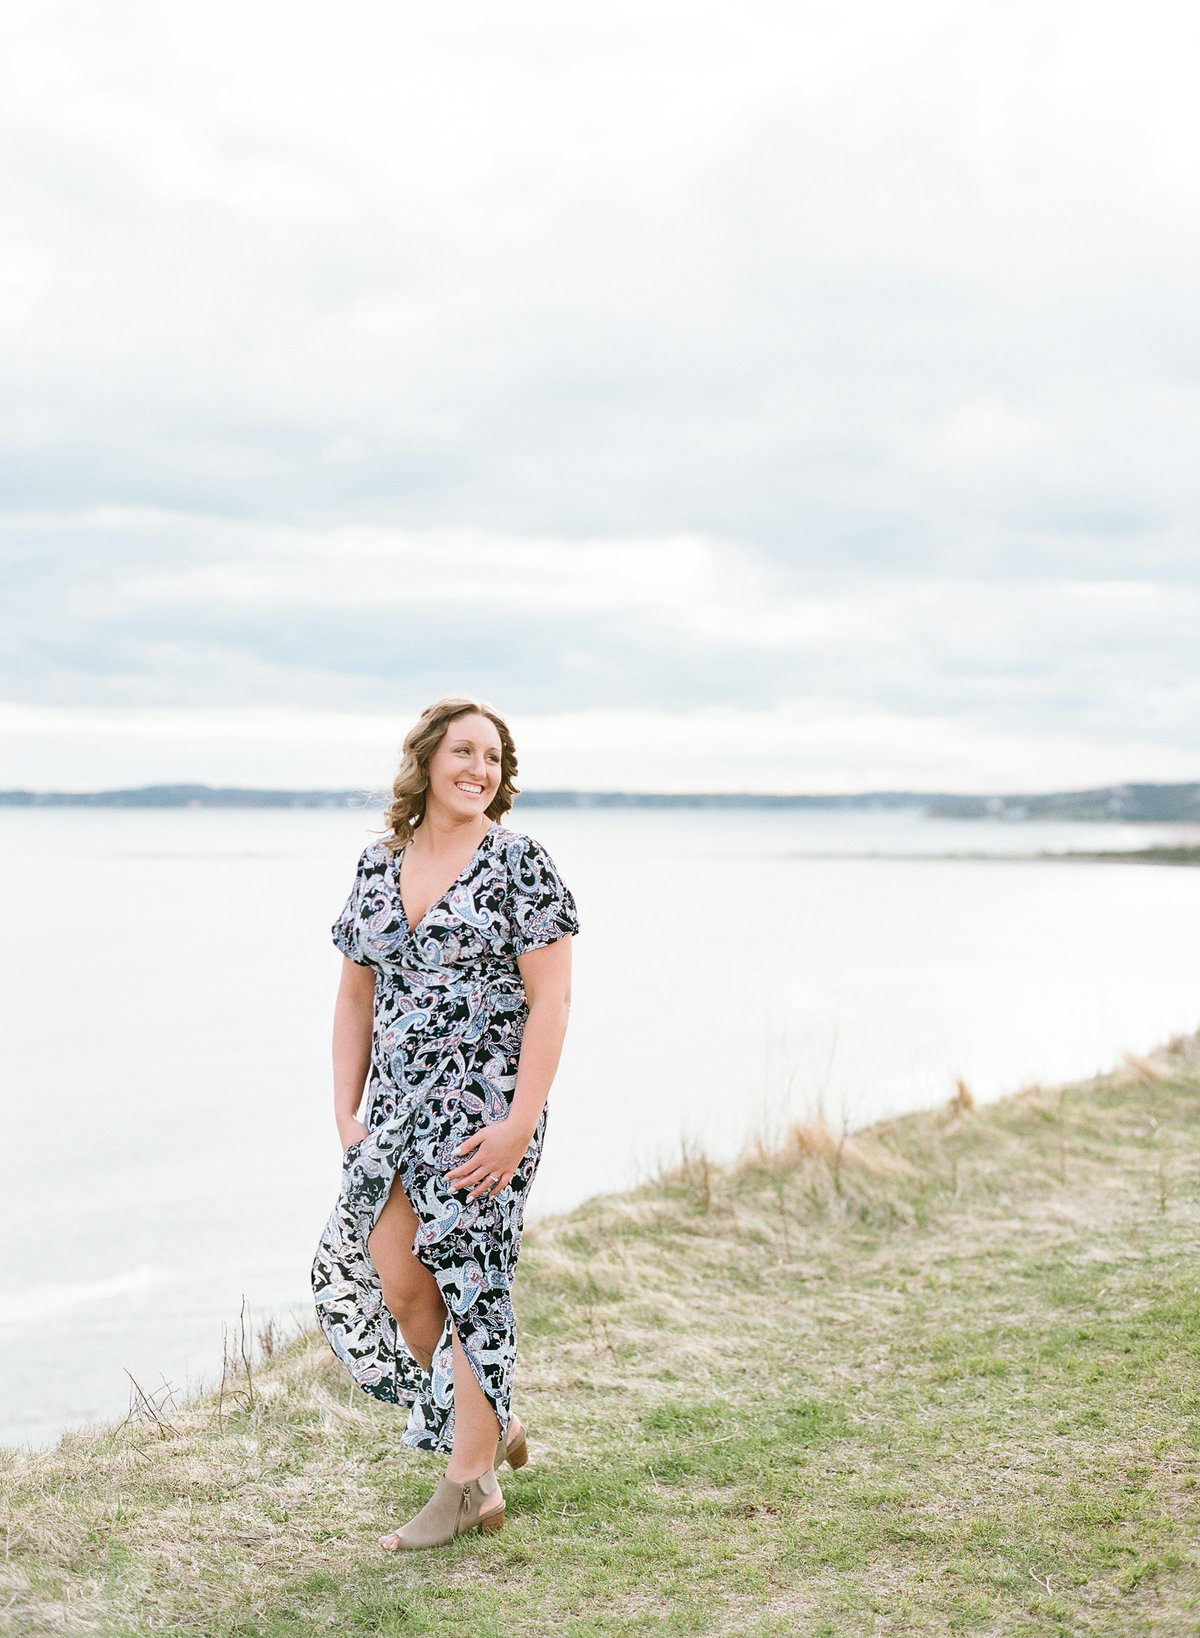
[2,1031,1199,1635]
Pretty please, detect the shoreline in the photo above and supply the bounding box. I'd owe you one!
[2,779,1199,825]
[780,845,1200,866]
[3,1034,1199,1633]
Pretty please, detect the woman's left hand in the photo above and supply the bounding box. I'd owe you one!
[447,1119,534,1200]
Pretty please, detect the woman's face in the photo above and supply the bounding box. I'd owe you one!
[425,712,504,824]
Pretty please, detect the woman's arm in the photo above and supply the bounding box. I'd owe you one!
[333,955,376,1150]
[447,936,572,1199]
[508,936,573,1137]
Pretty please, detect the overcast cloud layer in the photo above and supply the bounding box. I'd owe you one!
[2,0,1199,789]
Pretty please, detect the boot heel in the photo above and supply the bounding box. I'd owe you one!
[495,1418,531,1472]
[480,1506,506,1534]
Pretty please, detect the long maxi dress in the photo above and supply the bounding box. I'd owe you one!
[311,823,579,1453]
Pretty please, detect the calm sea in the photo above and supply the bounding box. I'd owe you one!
[2,804,1197,1447]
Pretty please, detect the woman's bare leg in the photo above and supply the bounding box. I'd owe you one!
[369,1176,502,1515]
[370,1185,504,1546]
[367,1178,445,1371]
[444,1322,502,1506]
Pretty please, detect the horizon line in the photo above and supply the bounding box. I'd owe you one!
[1,779,1199,808]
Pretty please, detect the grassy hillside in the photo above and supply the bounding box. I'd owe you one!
[2,1038,1199,1636]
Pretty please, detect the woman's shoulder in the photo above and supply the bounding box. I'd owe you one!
[353,836,394,872]
[488,824,571,889]
[488,822,578,941]
[488,823,551,861]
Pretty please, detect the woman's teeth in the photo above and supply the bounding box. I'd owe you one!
[456,782,483,795]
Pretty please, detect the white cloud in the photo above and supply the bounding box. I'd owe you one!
[0,704,404,792]
[3,698,1197,796]
[517,703,1200,793]
[4,508,1199,764]
[2,0,1199,560]
[2,0,1199,783]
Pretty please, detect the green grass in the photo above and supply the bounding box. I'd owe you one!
[3,1039,1200,1635]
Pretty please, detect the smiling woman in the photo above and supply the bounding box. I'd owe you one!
[310,697,579,1551]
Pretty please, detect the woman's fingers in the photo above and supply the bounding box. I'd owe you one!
[447,1158,488,1183]
[450,1159,492,1186]
[465,1165,502,1190]
[461,1165,509,1199]
[446,1130,514,1195]
[446,1149,484,1179]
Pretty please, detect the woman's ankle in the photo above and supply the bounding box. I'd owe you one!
[444,1459,499,1487]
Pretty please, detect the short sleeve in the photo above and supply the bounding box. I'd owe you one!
[506,835,580,956]
[331,846,372,965]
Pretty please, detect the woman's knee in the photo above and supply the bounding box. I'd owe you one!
[379,1273,442,1330]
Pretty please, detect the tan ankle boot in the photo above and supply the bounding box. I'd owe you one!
[494,1417,529,1472]
[379,1469,504,1551]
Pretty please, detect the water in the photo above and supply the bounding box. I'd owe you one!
[1,804,1197,1447]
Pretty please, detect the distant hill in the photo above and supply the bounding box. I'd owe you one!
[925,783,1200,823]
[0,784,365,809]
[1,781,1198,819]
[0,784,931,810]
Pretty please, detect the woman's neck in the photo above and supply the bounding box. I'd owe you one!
[410,805,492,855]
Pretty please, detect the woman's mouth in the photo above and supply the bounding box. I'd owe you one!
[455,781,484,797]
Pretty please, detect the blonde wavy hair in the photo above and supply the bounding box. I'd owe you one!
[381,697,520,853]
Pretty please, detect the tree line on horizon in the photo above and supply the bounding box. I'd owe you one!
[0,782,1198,822]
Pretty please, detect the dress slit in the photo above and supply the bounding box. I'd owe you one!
[427,1293,509,1449]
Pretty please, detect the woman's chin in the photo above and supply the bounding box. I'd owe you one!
[440,798,491,823]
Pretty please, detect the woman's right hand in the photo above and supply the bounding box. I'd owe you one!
[338,1117,369,1154]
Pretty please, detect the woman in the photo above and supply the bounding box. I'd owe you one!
[311,697,578,1550]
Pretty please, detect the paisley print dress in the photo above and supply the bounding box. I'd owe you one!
[310,824,579,1454]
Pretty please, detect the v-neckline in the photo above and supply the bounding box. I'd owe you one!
[396,824,497,937]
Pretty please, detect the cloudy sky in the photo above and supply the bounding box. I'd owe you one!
[3,0,1199,792]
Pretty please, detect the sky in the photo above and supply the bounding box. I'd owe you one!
[2,0,1199,794]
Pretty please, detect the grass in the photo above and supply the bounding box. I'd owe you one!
[3,1037,1200,1636]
